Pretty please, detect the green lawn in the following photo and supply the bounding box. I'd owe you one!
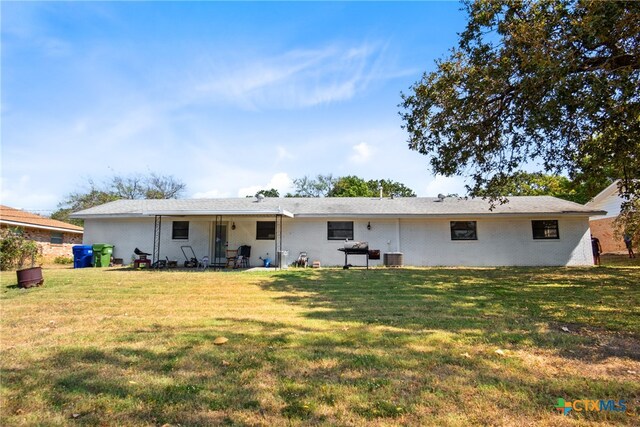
[1,266,639,426]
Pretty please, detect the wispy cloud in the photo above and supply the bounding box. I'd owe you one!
[349,142,374,164]
[191,42,390,110]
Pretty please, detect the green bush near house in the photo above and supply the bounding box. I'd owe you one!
[0,228,42,270]
[53,256,73,265]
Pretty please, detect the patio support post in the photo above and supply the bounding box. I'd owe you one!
[274,214,283,269]
[152,215,162,266]
[214,215,223,270]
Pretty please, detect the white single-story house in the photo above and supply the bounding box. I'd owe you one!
[71,196,605,267]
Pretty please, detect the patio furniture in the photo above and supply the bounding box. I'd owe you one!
[226,245,251,268]
[200,256,209,271]
[238,245,251,268]
[226,249,238,268]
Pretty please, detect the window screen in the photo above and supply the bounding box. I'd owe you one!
[256,221,276,240]
[328,221,354,240]
[450,221,477,240]
[172,221,189,240]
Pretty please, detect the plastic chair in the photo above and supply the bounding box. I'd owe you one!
[200,256,209,271]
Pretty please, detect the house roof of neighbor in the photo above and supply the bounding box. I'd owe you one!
[71,196,606,219]
[0,205,84,233]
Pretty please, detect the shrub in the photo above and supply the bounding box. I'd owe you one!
[54,256,73,265]
[0,228,42,270]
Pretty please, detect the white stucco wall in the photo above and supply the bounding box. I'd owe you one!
[83,215,593,267]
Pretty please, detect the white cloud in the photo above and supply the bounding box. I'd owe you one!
[424,175,468,197]
[237,172,293,197]
[349,142,374,164]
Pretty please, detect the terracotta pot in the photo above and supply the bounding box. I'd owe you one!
[16,267,44,288]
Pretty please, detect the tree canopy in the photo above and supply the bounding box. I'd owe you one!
[288,174,416,198]
[52,173,186,225]
[290,174,338,198]
[255,188,280,198]
[400,0,639,206]
[479,171,612,204]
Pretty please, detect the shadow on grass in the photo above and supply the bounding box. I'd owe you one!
[2,267,639,425]
[259,268,640,362]
[3,317,638,426]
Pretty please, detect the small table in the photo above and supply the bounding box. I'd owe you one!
[134,259,151,268]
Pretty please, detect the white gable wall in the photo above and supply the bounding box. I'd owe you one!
[398,217,591,266]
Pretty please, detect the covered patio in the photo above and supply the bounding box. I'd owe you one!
[145,206,294,270]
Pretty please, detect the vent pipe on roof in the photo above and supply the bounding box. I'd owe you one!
[379,187,383,200]
[256,194,265,203]
[437,194,445,202]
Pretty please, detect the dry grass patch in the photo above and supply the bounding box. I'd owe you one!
[1,266,639,426]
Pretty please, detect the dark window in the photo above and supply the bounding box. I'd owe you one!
[172,221,189,240]
[50,232,63,244]
[450,221,477,240]
[328,221,354,240]
[256,221,276,240]
[532,220,559,239]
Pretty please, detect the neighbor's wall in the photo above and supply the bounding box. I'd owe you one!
[589,217,626,253]
[1,224,82,260]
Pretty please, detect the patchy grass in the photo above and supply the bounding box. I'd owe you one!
[1,266,639,426]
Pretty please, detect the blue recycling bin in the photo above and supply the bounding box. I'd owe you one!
[73,245,94,268]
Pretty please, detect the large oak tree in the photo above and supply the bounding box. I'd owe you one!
[401,1,639,220]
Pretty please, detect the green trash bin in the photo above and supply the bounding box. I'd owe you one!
[92,244,114,267]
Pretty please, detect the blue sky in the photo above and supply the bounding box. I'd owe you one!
[1,1,469,213]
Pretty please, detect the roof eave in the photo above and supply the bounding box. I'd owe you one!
[0,219,84,233]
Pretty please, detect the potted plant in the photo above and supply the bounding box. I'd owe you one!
[0,229,44,288]
[16,240,44,288]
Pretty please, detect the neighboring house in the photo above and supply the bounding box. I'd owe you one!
[0,205,84,259]
[72,196,604,267]
[585,180,627,253]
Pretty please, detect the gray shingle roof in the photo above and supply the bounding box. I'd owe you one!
[71,196,605,218]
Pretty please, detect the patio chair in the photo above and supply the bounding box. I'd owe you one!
[238,245,251,268]
[200,256,209,271]
[226,248,239,268]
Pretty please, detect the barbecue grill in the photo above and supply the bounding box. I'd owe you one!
[338,241,371,269]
